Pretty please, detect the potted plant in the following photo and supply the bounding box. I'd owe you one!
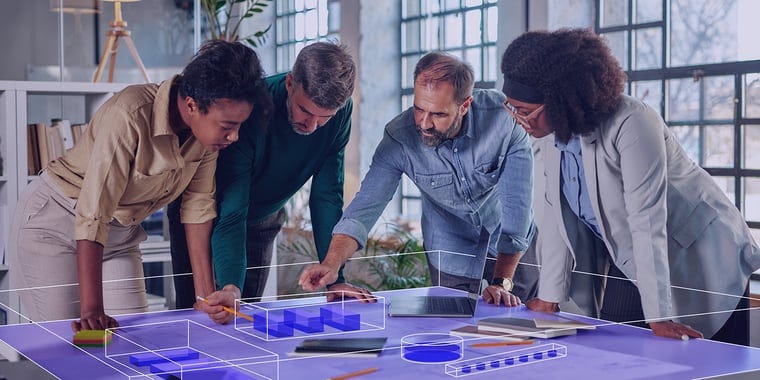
[201,0,273,46]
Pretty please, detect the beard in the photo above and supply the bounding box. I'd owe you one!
[286,97,314,136]
[416,110,463,147]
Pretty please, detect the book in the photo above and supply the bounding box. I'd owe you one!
[450,325,532,341]
[288,337,388,358]
[477,317,595,339]
[27,124,40,175]
[34,123,50,172]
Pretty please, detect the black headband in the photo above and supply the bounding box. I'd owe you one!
[502,76,544,103]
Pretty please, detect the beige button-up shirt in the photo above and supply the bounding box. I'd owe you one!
[46,77,218,245]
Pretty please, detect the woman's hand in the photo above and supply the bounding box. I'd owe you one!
[649,321,703,340]
[71,309,118,333]
[196,284,241,325]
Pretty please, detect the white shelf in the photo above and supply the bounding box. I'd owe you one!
[0,80,130,94]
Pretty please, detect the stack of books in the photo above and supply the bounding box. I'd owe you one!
[451,316,595,340]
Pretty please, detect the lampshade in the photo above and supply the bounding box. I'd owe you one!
[50,0,100,14]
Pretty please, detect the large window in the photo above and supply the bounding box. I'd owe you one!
[274,0,340,73]
[597,0,760,238]
[399,0,499,217]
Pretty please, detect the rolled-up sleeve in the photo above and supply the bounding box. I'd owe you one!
[496,124,534,254]
[180,149,218,224]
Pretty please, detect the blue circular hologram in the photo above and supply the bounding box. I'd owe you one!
[505,357,515,365]
[402,344,461,362]
[519,355,529,363]
[476,363,486,371]
[533,352,543,360]
[490,360,500,368]
[401,333,463,363]
[548,349,558,357]
[461,365,471,373]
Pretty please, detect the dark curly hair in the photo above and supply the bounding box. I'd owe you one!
[500,28,627,143]
[176,39,272,126]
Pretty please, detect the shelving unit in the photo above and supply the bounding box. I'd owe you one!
[0,81,173,340]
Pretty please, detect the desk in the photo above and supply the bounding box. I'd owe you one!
[0,287,758,379]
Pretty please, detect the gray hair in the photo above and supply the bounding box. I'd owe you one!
[414,51,474,104]
[291,41,356,110]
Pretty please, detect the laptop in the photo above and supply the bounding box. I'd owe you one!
[388,243,488,318]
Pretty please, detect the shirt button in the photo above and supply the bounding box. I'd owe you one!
[453,148,458,153]
[466,198,471,203]
[165,189,170,193]
[491,174,496,178]
[431,181,436,186]
[460,177,465,181]
[171,169,176,174]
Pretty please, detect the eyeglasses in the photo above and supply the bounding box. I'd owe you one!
[503,100,544,128]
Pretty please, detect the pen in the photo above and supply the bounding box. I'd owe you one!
[328,366,378,380]
[196,296,254,322]
[470,339,535,348]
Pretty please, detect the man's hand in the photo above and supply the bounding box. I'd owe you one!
[299,263,339,292]
[649,320,703,340]
[326,283,377,303]
[195,284,241,325]
[525,298,560,313]
[482,285,521,306]
[71,310,118,333]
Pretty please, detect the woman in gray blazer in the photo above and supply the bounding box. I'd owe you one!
[500,28,760,344]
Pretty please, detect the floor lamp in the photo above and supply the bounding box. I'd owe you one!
[92,0,150,83]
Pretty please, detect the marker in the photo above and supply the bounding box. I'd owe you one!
[196,296,253,322]
[329,367,378,380]
[470,340,535,348]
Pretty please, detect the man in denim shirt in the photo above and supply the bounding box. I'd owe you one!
[300,52,534,305]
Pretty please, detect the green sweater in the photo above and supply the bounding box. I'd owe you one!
[212,73,352,290]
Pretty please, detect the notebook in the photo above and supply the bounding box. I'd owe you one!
[388,241,488,318]
[288,337,388,358]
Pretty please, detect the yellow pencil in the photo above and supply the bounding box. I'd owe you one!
[329,367,378,380]
[196,296,254,322]
[470,339,535,348]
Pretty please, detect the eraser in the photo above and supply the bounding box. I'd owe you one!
[73,330,113,347]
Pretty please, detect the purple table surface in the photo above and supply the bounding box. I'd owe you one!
[0,286,758,379]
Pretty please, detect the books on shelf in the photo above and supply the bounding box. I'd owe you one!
[475,317,596,339]
[26,120,87,175]
[288,337,388,358]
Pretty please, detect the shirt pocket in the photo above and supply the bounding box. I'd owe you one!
[123,169,171,204]
[474,157,502,189]
[414,173,454,204]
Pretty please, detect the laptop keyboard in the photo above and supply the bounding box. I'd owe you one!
[425,296,472,314]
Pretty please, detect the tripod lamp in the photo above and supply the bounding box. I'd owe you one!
[92,0,150,83]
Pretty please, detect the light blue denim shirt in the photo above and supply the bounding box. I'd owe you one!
[333,89,534,278]
[555,134,602,238]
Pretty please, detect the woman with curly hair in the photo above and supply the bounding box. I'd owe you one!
[500,28,759,344]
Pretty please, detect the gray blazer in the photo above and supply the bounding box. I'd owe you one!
[536,94,760,337]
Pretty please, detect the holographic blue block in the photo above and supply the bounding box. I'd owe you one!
[253,314,294,338]
[129,348,199,366]
[320,307,360,331]
[283,309,325,333]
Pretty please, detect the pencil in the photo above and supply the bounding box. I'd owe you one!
[196,296,254,322]
[470,339,535,348]
[328,367,378,380]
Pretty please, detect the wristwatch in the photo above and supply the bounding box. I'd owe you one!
[491,277,514,292]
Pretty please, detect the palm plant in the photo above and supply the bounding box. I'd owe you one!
[201,0,273,46]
